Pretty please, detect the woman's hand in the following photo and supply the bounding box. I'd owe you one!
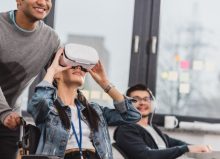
[89,60,124,102]
[44,48,71,84]
[89,61,109,88]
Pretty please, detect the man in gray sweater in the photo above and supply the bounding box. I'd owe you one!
[0,0,61,158]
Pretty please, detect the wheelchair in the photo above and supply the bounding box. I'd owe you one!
[18,118,61,159]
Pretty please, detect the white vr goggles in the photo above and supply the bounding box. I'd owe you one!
[60,43,99,70]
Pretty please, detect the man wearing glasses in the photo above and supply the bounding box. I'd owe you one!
[114,84,211,159]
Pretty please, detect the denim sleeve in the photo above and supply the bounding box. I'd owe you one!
[100,96,141,126]
[27,80,57,124]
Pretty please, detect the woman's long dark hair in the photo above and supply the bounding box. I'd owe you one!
[55,89,101,132]
[77,89,100,131]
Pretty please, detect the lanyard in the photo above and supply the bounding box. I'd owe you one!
[71,101,83,158]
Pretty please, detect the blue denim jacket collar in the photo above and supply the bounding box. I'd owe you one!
[56,96,86,111]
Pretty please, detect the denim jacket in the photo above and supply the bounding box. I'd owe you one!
[27,81,141,159]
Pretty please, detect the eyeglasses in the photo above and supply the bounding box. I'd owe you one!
[132,96,152,103]
[72,65,88,72]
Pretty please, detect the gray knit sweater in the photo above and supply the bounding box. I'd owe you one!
[0,10,61,123]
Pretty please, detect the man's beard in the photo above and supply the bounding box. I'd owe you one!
[24,10,49,22]
[142,113,151,118]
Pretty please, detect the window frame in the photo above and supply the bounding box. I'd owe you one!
[129,0,220,123]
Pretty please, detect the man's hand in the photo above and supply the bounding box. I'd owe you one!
[188,145,212,153]
[3,112,21,129]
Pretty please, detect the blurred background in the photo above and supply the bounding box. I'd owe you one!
[1,0,220,155]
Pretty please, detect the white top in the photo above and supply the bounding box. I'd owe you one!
[144,125,166,149]
[66,106,95,150]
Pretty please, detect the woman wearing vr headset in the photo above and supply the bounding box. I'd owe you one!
[27,47,141,159]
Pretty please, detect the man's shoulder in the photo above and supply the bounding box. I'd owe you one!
[0,11,9,23]
[114,123,140,140]
[36,21,57,38]
[117,123,139,131]
[0,11,7,16]
[39,21,56,34]
[37,21,61,47]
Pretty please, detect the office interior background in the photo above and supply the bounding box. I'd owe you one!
[1,0,220,154]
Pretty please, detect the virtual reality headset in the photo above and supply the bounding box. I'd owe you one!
[60,43,99,70]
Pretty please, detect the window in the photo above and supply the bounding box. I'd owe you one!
[54,0,135,104]
[156,0,220,118]
[0,0,16,12]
